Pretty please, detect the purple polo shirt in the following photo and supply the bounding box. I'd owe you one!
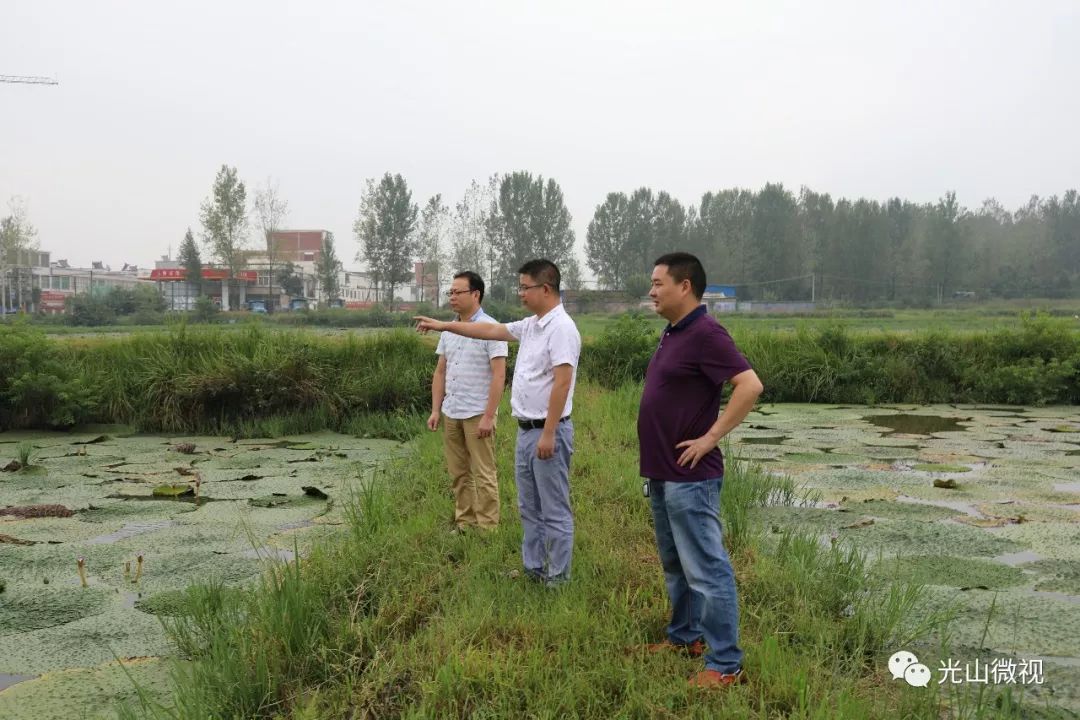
[638,305,752,482]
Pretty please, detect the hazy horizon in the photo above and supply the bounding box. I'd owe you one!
[2,0,1078,271]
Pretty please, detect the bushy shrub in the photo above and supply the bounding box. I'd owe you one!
[579,313,656,389]
[105,285,167,315]
[191,296,220,324]
[0,325,99,429]
[67,295,117,326]
[966,357,1077,406]
[476,299,527,323]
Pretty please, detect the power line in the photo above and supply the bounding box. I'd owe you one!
[0,75,59,85]
[819,273,940,291]
[731,273,814,287]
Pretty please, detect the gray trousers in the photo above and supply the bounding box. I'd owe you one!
[514,420,574,582]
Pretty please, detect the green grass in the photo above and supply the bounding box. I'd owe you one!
[15,440,34,467]
[5,312,1080,434]
[115,383,1049,719]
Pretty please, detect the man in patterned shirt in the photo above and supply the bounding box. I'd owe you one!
[427,271,508,532]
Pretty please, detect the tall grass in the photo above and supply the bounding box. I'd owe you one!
[2,313,1078,432]
[114,383,1034,719]
[78,326,433,433]
[15,440,34,467]
[582,312,1080,405]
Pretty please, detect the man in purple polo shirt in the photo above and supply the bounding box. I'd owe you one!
[638,252,764,689]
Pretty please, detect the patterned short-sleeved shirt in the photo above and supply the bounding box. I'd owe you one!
[436,307,509,419]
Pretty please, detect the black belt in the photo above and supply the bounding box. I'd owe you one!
[518,416,570,430]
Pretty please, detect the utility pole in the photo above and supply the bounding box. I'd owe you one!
[2,75,57,313]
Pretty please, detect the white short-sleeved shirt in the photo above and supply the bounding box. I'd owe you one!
[435,307,509,420]
[505,303,581,420]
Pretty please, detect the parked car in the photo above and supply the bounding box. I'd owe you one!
[327,298,345,309]
[288,298,308,312]
[247,300,268,314]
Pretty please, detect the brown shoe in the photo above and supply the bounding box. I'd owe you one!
[688,669,747,688]
[643,639,706,657]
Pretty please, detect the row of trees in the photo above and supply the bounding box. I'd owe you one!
[358,171,1080,305]
[355,172,584,307]
[179,165,344,310]
[586,184,1080,301]
[8,171,1080,317]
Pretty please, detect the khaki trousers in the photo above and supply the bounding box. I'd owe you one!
[443,414,500,529]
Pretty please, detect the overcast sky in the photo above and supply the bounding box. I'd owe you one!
[2,0,1078,271]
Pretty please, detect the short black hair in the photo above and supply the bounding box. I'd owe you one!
[654,252,707,299]
[453,270,485,304]
[517,259,560,292]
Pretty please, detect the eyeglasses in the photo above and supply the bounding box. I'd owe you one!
[445,289,477,297]
[517,283,545,293]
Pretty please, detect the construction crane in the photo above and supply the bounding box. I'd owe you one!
[0,75,58,85]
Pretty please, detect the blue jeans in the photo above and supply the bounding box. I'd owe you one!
[649,477,742,674]
[515,421,574,583]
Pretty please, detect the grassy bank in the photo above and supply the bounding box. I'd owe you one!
[0,325,433,433]
[582,312,1080,405]
[118,384,1051,719]
[3,315,1079,432]
[120,388,920,720]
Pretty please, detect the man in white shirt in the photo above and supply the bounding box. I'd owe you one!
[416,259,581,586]
[428,271,508,531]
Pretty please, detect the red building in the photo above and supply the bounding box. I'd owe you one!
[267,230,328,263]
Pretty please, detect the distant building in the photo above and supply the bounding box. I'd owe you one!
[2,247,51,312]
[150,229,391,311]
[703,284,737,313]
[1,248,150,314]
[267,229,327,263]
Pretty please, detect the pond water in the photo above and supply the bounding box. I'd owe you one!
[3,405,1079,717]
[864,413,966,435]
[734,403,1080,713]
[0,674,36,692]
[0,430,407,719]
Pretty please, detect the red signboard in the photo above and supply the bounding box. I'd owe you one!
[152,267,254,281]
[150,268,188,281]
[40,291,68,311]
